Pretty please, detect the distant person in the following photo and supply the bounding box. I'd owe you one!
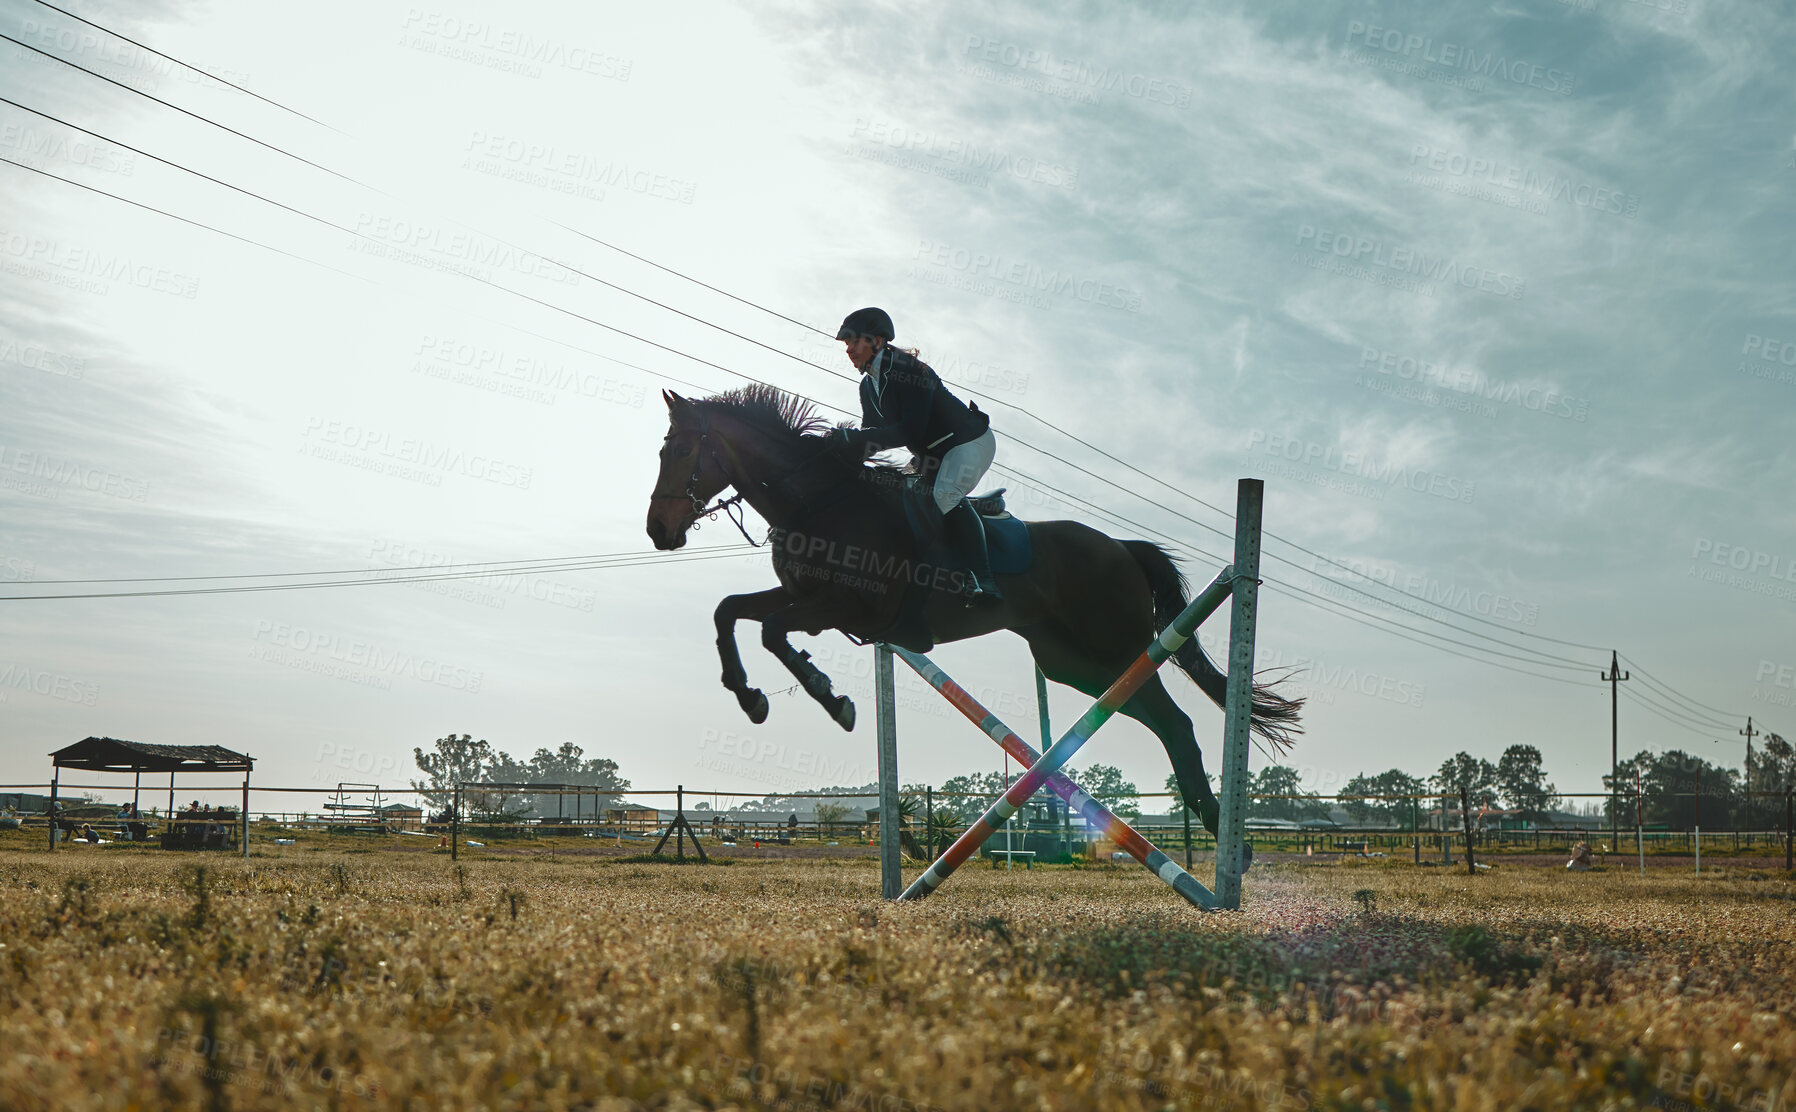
[1566,841,1592,871]
[80,823,99,844]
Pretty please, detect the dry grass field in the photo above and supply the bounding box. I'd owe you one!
[0,846,1792,1111]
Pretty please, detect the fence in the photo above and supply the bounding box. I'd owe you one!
[5,782,1791,868]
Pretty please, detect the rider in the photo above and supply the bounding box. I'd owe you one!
[830,307,1001,603]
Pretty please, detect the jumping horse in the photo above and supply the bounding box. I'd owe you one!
[645,386,1301,835]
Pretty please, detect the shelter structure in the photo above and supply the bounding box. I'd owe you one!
[49,737,254,855]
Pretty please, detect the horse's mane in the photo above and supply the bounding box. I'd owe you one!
[692,384,907,480]
[694,384,833,442]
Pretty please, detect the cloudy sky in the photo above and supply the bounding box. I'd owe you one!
[2,0,1791,811]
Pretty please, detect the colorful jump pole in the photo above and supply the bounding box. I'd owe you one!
[897,563,1238,902]
[890,646,1221,909]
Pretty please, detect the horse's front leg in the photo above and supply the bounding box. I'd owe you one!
[714,587,791,723]
[761,596,858,731]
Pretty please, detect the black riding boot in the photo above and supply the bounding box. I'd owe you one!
[943,501,1001,603]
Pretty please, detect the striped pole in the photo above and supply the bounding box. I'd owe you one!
[898,565,1237,902]
[890,647,1219,909]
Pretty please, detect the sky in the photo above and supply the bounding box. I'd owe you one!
[2,0,1792,813]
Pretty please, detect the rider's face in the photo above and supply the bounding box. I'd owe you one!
[843,336,882,371]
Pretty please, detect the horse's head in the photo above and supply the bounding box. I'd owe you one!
[646,390,735,550]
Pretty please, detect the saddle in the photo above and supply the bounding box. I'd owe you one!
[877,488,1030,653]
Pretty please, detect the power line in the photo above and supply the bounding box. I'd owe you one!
[2,18,1734,718]
[7,5,1616,664]
[16,546,753,585]
[1620,654,1748,722]
[0,547,755,601]
[1,31,356,185]
[27,0,338,129]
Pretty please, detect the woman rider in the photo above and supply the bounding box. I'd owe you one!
[830,307,1001,603]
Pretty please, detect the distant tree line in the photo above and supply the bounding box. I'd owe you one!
[413,734,630,821]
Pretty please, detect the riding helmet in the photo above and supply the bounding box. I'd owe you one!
[836,307,895,343]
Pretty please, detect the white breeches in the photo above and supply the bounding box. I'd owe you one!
[931,429,997,514]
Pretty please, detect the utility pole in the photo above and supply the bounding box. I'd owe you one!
[1741,717,1758,828]
[1602,651,1630,852]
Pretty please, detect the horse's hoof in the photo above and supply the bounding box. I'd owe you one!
[741,689,769,724]
[832,696,856,732]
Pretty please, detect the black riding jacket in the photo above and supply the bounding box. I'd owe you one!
[850,347,989,460]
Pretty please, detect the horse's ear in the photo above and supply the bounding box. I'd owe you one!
[663,390,690,414]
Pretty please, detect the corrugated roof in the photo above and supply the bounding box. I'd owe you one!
[51,737,254,773]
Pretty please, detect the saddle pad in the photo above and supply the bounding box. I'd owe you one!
[980,511,1031,576]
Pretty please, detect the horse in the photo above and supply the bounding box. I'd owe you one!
[645,385,1302,836]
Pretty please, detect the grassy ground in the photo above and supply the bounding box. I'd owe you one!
[0,848,1791,1111]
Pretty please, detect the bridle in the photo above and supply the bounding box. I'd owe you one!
[652,408,858,547]
[651,411,759,544]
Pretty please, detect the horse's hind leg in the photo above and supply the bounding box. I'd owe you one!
[761,597,857,731]
[1023,627,1223,835]
[714,587,790,723]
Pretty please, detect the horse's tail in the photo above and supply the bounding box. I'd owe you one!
[1122,540,1304,753]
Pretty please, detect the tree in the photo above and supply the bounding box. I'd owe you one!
[1495,745,1559,824]
[1341,770,1425,828]
[517,743,630,818]
[1432,753,1499,809]
[813,802,851,830]
[1066,763,1139,819]
[1246,765,1329,822]
[1606,750,1740,830]
[1745,732,1795,826]
[939,770,1015,822]
[412,733,495,816]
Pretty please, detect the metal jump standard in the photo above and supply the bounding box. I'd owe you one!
[874,477,1267,910]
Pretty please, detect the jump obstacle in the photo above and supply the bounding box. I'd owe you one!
[873,477,1266,910]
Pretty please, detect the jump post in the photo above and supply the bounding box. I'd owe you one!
[873,477,1267,911]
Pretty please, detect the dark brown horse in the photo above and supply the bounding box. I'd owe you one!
[645,386,1301,835]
